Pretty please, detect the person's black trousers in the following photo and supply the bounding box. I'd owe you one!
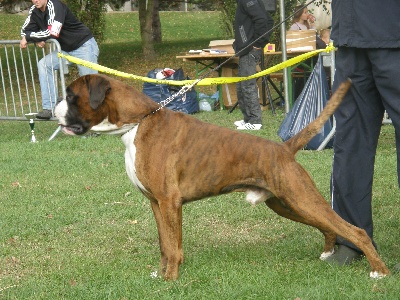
[331,47,400,251]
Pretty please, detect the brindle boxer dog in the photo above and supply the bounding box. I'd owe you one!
[55,74,390,280]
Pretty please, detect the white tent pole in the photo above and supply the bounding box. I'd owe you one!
[279,0,290,113]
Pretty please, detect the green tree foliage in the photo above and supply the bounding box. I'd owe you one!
[107,0,126,9]
[216,0,236,38]
[309,0,331,13]
[217,0,299,47]
[134,0,217,11]
[65,0,106,43]
[0,0,30,13]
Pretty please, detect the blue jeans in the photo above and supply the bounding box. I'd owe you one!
[38,37,99,110]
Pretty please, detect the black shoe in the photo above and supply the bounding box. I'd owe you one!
[324,245,364,266]
[36,109,53,120]
[393,263,400,274]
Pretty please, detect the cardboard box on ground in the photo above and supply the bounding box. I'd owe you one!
[221,62,267,109]
[208,39,274,109]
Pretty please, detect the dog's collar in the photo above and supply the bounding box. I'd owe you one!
[89,108,159,137]
[139,105,164,123]
[90,118,137,135]
[122,123,139,137]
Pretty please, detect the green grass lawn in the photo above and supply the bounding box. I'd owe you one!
[1,11,400,300]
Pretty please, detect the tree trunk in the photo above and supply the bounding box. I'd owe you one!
[152,0,162,43]
[138,0,156,60]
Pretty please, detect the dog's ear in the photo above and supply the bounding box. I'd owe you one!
[87,75,111,110]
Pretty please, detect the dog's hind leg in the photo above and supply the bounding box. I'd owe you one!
[265,197,336,257]
[274,185,389,278]
[313,212,389,277]
[309,208,390,278]
[150,199,184,280]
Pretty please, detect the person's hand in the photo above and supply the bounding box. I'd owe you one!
[20,36,28,49]
[307,14,316,24]
[36,41,46,48]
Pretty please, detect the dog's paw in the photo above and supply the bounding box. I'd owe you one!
[319,249,335,260]
[369,271,387,279]
[150,270,159,279]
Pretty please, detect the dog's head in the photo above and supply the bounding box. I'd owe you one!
[55,74,114,135]
[55,74,158,136]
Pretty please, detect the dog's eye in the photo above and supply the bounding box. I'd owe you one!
[66,94,76,103]
[65,87,77,104]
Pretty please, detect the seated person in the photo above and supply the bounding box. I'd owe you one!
[317,28,331,49]
[319,28,331,45]
[289,6,318,100]
[290,5,316,30]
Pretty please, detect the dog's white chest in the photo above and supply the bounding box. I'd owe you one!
[121,126,147,193]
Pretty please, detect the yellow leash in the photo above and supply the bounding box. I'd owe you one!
[58,43,335,86]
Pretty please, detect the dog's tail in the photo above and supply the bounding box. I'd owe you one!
[285,79,352,154]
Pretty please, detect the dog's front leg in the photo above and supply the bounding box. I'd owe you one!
[150,199,183,280]
[150,200,169,273]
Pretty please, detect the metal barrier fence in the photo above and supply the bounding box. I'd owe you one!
[0,39,66,121]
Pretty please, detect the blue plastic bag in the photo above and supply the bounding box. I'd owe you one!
[278,55,333,150]
[143,68,199,114]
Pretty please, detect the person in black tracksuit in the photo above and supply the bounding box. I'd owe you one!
[326,0,400,267]
[233,0,274,130]
[20,0,99,119]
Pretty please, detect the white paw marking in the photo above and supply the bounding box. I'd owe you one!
[320,249,335,260]
[369,271,387,279]
[150,271,158,278]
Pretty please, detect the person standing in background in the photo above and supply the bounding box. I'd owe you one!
[326,0,400,272]
[233,0,274,130]
[20,0,99,119]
